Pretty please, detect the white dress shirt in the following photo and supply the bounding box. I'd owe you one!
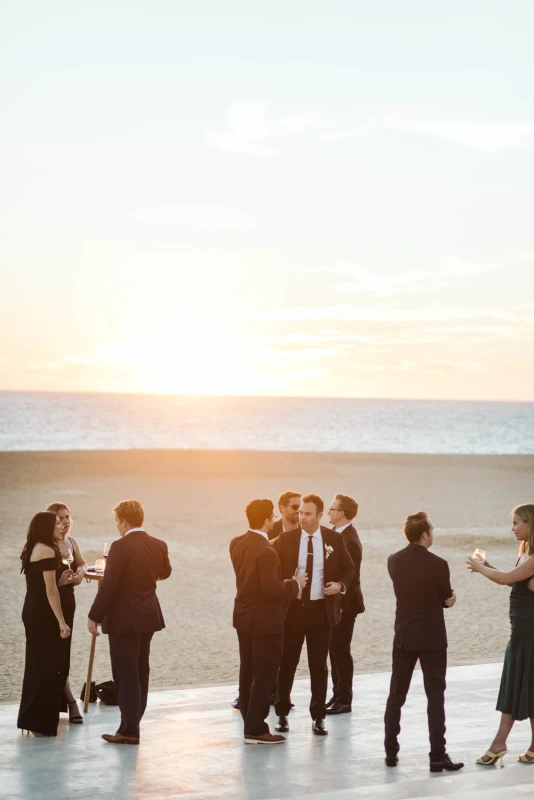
[124,527,145,536]
[250,528,269,541]
[297,528,325,601]
[334,522,352,534]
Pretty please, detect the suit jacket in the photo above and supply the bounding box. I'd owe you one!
[270,520,300,541]
[273,526,355,629]
[89,530,172,635]
[338,524,365,617]
[388,544,453,650]
[230,530,299,635]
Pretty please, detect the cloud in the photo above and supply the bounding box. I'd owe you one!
[204,102,336,157]
[288,258,495,297]
[253,303,517,325]
[206,103,534,156]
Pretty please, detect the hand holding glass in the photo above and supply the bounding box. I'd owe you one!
[472,548,486,562]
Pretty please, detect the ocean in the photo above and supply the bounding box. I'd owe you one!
[1,391,533,453]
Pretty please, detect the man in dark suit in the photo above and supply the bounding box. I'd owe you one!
[273,493,355,736]
[384,511,463,772]
[230,498,307,744]
[326,493,365,715]
[88,499,171,745]
[232,489,302,709]
[270,490,302,540]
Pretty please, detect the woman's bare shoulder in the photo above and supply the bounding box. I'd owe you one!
[29,543,56,562]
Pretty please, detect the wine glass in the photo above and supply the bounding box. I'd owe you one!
[103,542,111,558]
[62,549,74,568]
[472,547,486,562]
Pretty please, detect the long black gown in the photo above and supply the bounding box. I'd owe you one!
[17,556,75,735]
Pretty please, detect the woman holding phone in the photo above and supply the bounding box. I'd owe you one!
[467,504,534,766]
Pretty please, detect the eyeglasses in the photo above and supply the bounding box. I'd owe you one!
[288,504,301,511]
[328,508,340,513]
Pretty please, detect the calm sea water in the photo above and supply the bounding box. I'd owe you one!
[0,391,533,453]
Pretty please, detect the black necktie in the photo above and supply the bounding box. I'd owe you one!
[301,535,314,605]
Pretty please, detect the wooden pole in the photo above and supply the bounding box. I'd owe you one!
[83,579,100,713]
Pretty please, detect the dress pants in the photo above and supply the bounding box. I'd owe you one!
[275,599,331,721]
[384,647,447,758]
[329,611,356,705]
[108,632,154,739]
[237,631,284,736]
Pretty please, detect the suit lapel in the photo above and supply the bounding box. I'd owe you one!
[321,527,331,583]
[287,528,301,574]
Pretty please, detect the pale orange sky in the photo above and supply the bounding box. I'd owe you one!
[1,1,534,401]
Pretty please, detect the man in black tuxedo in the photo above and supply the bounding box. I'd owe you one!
[270,490,302,540]
[273,493,355,736]
[230,499,307,744]
[326,493,365,715]
[232,489,302,709]
[88,499,171,745]
[384,511,463,772]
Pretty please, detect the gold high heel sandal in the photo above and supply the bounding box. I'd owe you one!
[518,749,534,763]
[476,750,506,767]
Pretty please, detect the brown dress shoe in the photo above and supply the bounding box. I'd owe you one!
[244,733,286,745]
[102,733,140,745]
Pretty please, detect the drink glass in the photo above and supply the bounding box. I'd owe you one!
[62,549,74,568]
[95,558,106,574]
[103,543,111,558]
[472,548,486,562]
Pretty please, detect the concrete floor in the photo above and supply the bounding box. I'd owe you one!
[2,663,534,800]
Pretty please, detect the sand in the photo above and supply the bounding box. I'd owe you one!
[1,450,533,704]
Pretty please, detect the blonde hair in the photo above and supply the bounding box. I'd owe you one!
[113,499,144,528]
[513,504,534,557]
[46,502,71,517]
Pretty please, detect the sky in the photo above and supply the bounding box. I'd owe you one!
[1,0,534,400]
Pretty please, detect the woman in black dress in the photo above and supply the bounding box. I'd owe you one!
[47,502,88,724]
[17,512,72,736]
[467,504,534,766]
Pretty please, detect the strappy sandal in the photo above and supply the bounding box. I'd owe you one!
[518,749,534,763]
[476,749,506,767]
[68,700,83,724]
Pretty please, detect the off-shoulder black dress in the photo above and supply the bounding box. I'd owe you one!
[17,557,72,735]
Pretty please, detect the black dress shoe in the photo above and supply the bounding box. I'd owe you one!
[275,716,289,732]
[231,697,240,709]
[312,719,328,736]
[385,756,398,767]
[325,696,336,709]
[325,702,352,715]
[429,753,464,772]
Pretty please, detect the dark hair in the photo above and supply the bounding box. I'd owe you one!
[403,511,431,543]
[113,499,144,528]
[301,493,324,514]
[20,512,60,571]
[278,490,302,510]
[46,501,70,517]
[334,493,358,521]
[246,499,274,530]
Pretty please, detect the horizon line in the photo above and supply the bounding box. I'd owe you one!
[0,388,533,405]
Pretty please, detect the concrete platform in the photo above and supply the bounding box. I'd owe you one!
[2,663,533,800]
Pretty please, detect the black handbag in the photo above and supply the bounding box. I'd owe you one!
[95,680,119,705]
[80,681,97,703]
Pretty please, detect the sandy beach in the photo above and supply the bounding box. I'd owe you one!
[1,450,533,704]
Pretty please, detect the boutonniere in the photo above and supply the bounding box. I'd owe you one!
[324,544,334,560]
